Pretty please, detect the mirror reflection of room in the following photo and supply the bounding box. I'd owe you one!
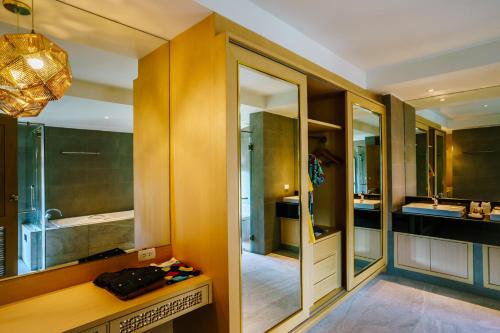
[352,105,382,275]
[0,0,165,279]
[410,87,500,203]
[238,65,301,333]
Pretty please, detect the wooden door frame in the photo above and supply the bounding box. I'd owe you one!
[0,115,17,277]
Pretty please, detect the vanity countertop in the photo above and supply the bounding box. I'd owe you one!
[0,274,212,333]
[393,210,500,246]
[395,209,500,224]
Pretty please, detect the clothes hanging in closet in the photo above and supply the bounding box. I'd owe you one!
[308,154,325,186]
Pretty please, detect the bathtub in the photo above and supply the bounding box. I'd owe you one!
[22,210,135,270]
[49,210,135,228]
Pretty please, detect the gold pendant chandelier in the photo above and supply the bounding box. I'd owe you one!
[0,0,71,117]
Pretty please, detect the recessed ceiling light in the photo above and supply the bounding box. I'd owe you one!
[104,116,110,119]
[440,98,446,102]
[483,104,488,107]
[428,89,434,93]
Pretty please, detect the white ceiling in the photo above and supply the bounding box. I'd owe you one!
[250,0,500,70]
[247,0,500,100]
[22,95,133,133]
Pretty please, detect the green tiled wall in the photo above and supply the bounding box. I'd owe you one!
[44,127,133,217]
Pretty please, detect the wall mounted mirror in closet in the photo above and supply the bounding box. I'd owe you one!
[238,64,301,333]
[352,104,382,275]
[0,0,167,280]
[235,44,308,332]
[347,93,386,290]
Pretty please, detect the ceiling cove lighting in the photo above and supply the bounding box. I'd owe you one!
[0,0,72,118]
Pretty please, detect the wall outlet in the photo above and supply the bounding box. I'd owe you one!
[138,248,156,261]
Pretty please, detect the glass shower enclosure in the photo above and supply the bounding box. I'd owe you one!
[17,122,45,274]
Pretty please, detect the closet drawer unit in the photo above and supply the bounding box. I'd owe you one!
[313,234,338,263]
[109,285,209,333]
[313,254,337,284]
[313,273,338,302]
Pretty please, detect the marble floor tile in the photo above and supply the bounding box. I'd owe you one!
[307,274,500,333]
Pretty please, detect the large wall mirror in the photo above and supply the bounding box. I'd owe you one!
[0,0,165,279]
[352,104,383,276]
[238,59,304,332]
[407,86,500,203]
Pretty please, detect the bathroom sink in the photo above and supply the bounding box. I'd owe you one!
[491,209,500,222]
[402,202,465,218]
[354,199,380,210]
[282,195,299,203]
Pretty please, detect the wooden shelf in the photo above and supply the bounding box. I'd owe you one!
[308,119,342,132]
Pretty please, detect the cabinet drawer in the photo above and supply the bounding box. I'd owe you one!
[313,254,337,284]
[314,234,338,263]
[80,324,108,333]
[313,273,338,302]
[110,285,209,333]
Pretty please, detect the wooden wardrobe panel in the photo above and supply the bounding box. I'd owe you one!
[170,16,230,333]
[133,43,171,248]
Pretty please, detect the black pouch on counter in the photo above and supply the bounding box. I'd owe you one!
[79,248,126,264]
[94,266,167,300]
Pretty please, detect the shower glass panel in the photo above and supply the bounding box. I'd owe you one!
[240,131,252,252]
[17,123,45,274]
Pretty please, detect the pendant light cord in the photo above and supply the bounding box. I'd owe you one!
[31,0,34,33]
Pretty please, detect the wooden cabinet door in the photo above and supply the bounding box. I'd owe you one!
[0,115,17,277]
[430,239,469,278]
[396,233,430,270]
[488,246,500,286]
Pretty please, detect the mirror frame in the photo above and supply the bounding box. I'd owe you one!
[346,92,387,291]
[228,43,310,333]
[434,129,446,196]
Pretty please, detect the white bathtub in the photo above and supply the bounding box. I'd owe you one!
[49,210,134,228]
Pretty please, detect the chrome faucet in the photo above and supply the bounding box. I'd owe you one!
[432,195,439,208]
[45,208,63,220]
[360,193,365,202]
